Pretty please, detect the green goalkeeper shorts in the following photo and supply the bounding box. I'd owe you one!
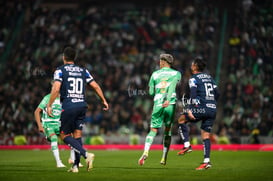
[150,104,176,128]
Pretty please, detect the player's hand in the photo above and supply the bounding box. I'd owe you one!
[102,101,109,111]
[46,105,53,117]
[162,100,170,108]
[38,126,45,133]
[188,110,196,120]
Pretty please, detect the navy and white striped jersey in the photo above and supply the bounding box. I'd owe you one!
[53,64,94,109]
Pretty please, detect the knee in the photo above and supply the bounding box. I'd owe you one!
[50,134,58,142]
[178,115,186,124]
[201,130,210,140]
[164,127,171,136]
[73,129,83,138]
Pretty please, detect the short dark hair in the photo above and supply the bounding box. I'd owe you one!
[193,57,206,72]
[63,47,76,61]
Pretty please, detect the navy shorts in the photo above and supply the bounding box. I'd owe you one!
[60,107,87,135]
[184,107,216,133]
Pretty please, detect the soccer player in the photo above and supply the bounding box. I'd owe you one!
[138,53,181,166]
[34,93,66,168]
[35,92,84,168]
[46,47,109,173]
[177,57,219,170]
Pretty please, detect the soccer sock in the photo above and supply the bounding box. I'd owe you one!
[162,132,171,159]
[203,139,211,163]
[63,136,87,159]
[50,134,62,163]
[178,124,190,147]
[144,130,157,154]
[74,138,82,166]
[70,149,75,162]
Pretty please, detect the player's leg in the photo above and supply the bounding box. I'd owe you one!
[69,149,84,167]
[73,108,95,172]
[196,112,215,170]
[69,149,75,164]
[63,133,90,172]
[177,114,192,155]
[138,107,162,166]
[138,127,157,166]
[60,107,93,172]
[195,130,212,170]
[201,130,211,163]
[160,127,171,165]
[73,129,89,170]
[45,125,65,168]
[160,105,175,165]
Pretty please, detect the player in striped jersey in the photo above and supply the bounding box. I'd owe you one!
[34,93,66,168]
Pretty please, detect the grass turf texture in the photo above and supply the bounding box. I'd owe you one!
[0,150,272,181]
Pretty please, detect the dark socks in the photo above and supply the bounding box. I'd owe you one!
[63,136,87,159]
[203,139,211,160]
[74,138,82,166]
[178,124,189,143]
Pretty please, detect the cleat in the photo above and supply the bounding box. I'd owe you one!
[67,165,79,173]
[79,163,84,168]
[138,154,148,166]
[160,158,167,165]
[68,158,84,167]
[85,153,95,171]
[57,162,66,168]
[177,146,192,155]
[195,162,212,170]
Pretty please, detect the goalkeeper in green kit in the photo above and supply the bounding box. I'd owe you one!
[138,53,181,166]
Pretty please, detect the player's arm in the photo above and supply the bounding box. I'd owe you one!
[187,77,198,120]
[213,81,220,101]
[89,81,109,111]
[148,74,155,96]
[34,107,44,133]
[163,72,182,107]
[47,81,61,117]
[167,72,181,101]
[189,78,197,100]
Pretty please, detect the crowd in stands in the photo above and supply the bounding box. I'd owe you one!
[0,0,272,145]
[221,0,273,143]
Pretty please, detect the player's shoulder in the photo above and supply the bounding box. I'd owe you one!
[172,68,181,76]
[151,69,160,76]
[40,94,50,103]
[43,94,51,99]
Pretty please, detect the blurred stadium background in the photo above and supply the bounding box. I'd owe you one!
[0,0,272,146]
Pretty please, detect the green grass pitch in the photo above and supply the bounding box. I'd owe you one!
[0,149,272,181]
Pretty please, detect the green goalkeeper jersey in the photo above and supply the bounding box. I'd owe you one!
[149,67,181,106]
[38,94,62,124]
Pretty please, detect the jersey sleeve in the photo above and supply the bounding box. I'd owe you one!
[148,73,155,96]
[37,95,49,110]
[53,68,63,82]
[212,79,220,101]
[189,77,198,98]
[85,69,94,84]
